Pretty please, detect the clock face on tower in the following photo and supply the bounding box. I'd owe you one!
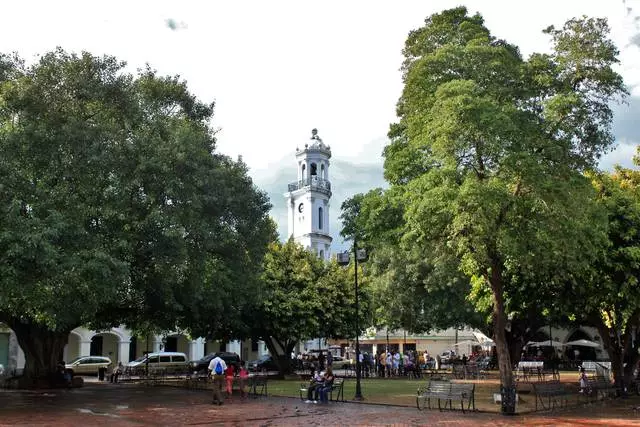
[298,203,304,213]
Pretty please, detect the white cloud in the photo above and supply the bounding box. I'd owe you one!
[1,0,637,173]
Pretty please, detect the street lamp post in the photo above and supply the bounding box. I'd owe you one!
[337,242,366,401]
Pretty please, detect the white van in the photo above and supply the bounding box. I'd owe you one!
[126,352,188,375]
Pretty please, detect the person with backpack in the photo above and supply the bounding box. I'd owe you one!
[208,355,227,405]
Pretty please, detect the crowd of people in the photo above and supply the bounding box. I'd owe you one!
[292,347,496,378]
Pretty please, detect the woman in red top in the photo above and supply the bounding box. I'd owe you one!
[225,364,235,397]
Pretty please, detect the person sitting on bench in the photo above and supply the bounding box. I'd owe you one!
[305,367,324,403]
[318,367,335,404]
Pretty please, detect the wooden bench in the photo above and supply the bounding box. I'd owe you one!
[453,364,485,380]
[515,361,545,382]
[586,375,616,400]
[532,381,568,411]
[416,380,475,413]
[299,377,345,402]
[328,377,345,402]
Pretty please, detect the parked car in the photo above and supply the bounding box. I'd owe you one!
[189,352,241,375]
[330,355,351,370]
[126,352,188,375]
[248,355,279,372]
[65,356,111,376]
[440,350,457,365]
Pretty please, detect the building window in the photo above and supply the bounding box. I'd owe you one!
[318,207,323,229]
[321,164,325,179]
[251,339,259,352]
[310,163,317,176]
[319,250,324,259]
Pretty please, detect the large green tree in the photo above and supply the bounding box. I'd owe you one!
[0,50,273,385]
[565,165,640,393]
[340,189,485,335]
[251,238,367,375]
[382,7,625,413]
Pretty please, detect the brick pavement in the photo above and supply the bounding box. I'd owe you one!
[1,383,640,426]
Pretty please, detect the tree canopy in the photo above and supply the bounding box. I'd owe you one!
[0,49,274,383]
[347,7,626,413]
[249,238,369,374]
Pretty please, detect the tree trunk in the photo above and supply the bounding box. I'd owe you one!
[7,317,71,388]
[488,266,516,415]
[595,320,639,395]
[263,337,295,378]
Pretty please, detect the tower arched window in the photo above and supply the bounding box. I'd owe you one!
[301,164,306,180]
[320,164,325,179]
[318,207,323,230]
[310,163,317,176]
[319,249,325,259]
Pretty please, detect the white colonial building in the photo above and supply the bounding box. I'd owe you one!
[285,128,333,260]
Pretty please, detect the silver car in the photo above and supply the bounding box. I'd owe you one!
[65,356,111,375]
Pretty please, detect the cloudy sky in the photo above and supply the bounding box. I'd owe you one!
[2,0,639,244]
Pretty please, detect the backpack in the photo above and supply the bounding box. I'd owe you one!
[214,361,223,375]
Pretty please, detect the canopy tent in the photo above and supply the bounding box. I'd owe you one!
[565,339,600,348]
[526,340,566,348]
[471,331,495,348]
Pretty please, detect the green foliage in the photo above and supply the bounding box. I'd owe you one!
[568,170,640,388]
[361,7,626,403]
[252,239,366,360]
[0,49,274,377]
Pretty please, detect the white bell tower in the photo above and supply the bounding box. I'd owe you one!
[285,129,332,260]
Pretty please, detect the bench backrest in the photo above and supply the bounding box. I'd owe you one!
[450,383,474,394]
[518,361,544,369]
[427,381,450,393]
[533,381,564,393]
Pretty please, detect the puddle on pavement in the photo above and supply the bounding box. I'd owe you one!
[76,408,120,418]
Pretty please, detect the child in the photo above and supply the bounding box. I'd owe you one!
[579,367,589,393]
[225,363,235,397]
[238,361,249,398]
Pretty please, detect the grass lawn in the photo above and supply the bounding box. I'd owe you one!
[267,371,586,413]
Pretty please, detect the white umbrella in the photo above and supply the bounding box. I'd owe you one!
[565,339,600,348]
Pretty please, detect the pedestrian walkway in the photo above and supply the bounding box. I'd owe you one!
[0,383,639,426]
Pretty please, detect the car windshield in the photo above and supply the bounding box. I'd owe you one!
[258,355,270,361]
[132,355,147,363]
[67,357,85,364]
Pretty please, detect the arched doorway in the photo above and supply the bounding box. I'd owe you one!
[164,334,190,355]
[91,332,121,362]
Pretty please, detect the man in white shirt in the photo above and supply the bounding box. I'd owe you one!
[208,355,227,405]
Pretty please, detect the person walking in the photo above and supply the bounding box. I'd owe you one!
[225,362,235,397]
[208,354,227,405]
[238,361,249,398]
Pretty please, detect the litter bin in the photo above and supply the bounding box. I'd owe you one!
[98,367,106,381]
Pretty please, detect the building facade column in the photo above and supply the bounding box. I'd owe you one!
[189,338,205,360]
[226,340,241,356]
[118,340,131,364]
[80,340,91,357]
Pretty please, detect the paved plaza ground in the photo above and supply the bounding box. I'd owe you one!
[1,382,640,426]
